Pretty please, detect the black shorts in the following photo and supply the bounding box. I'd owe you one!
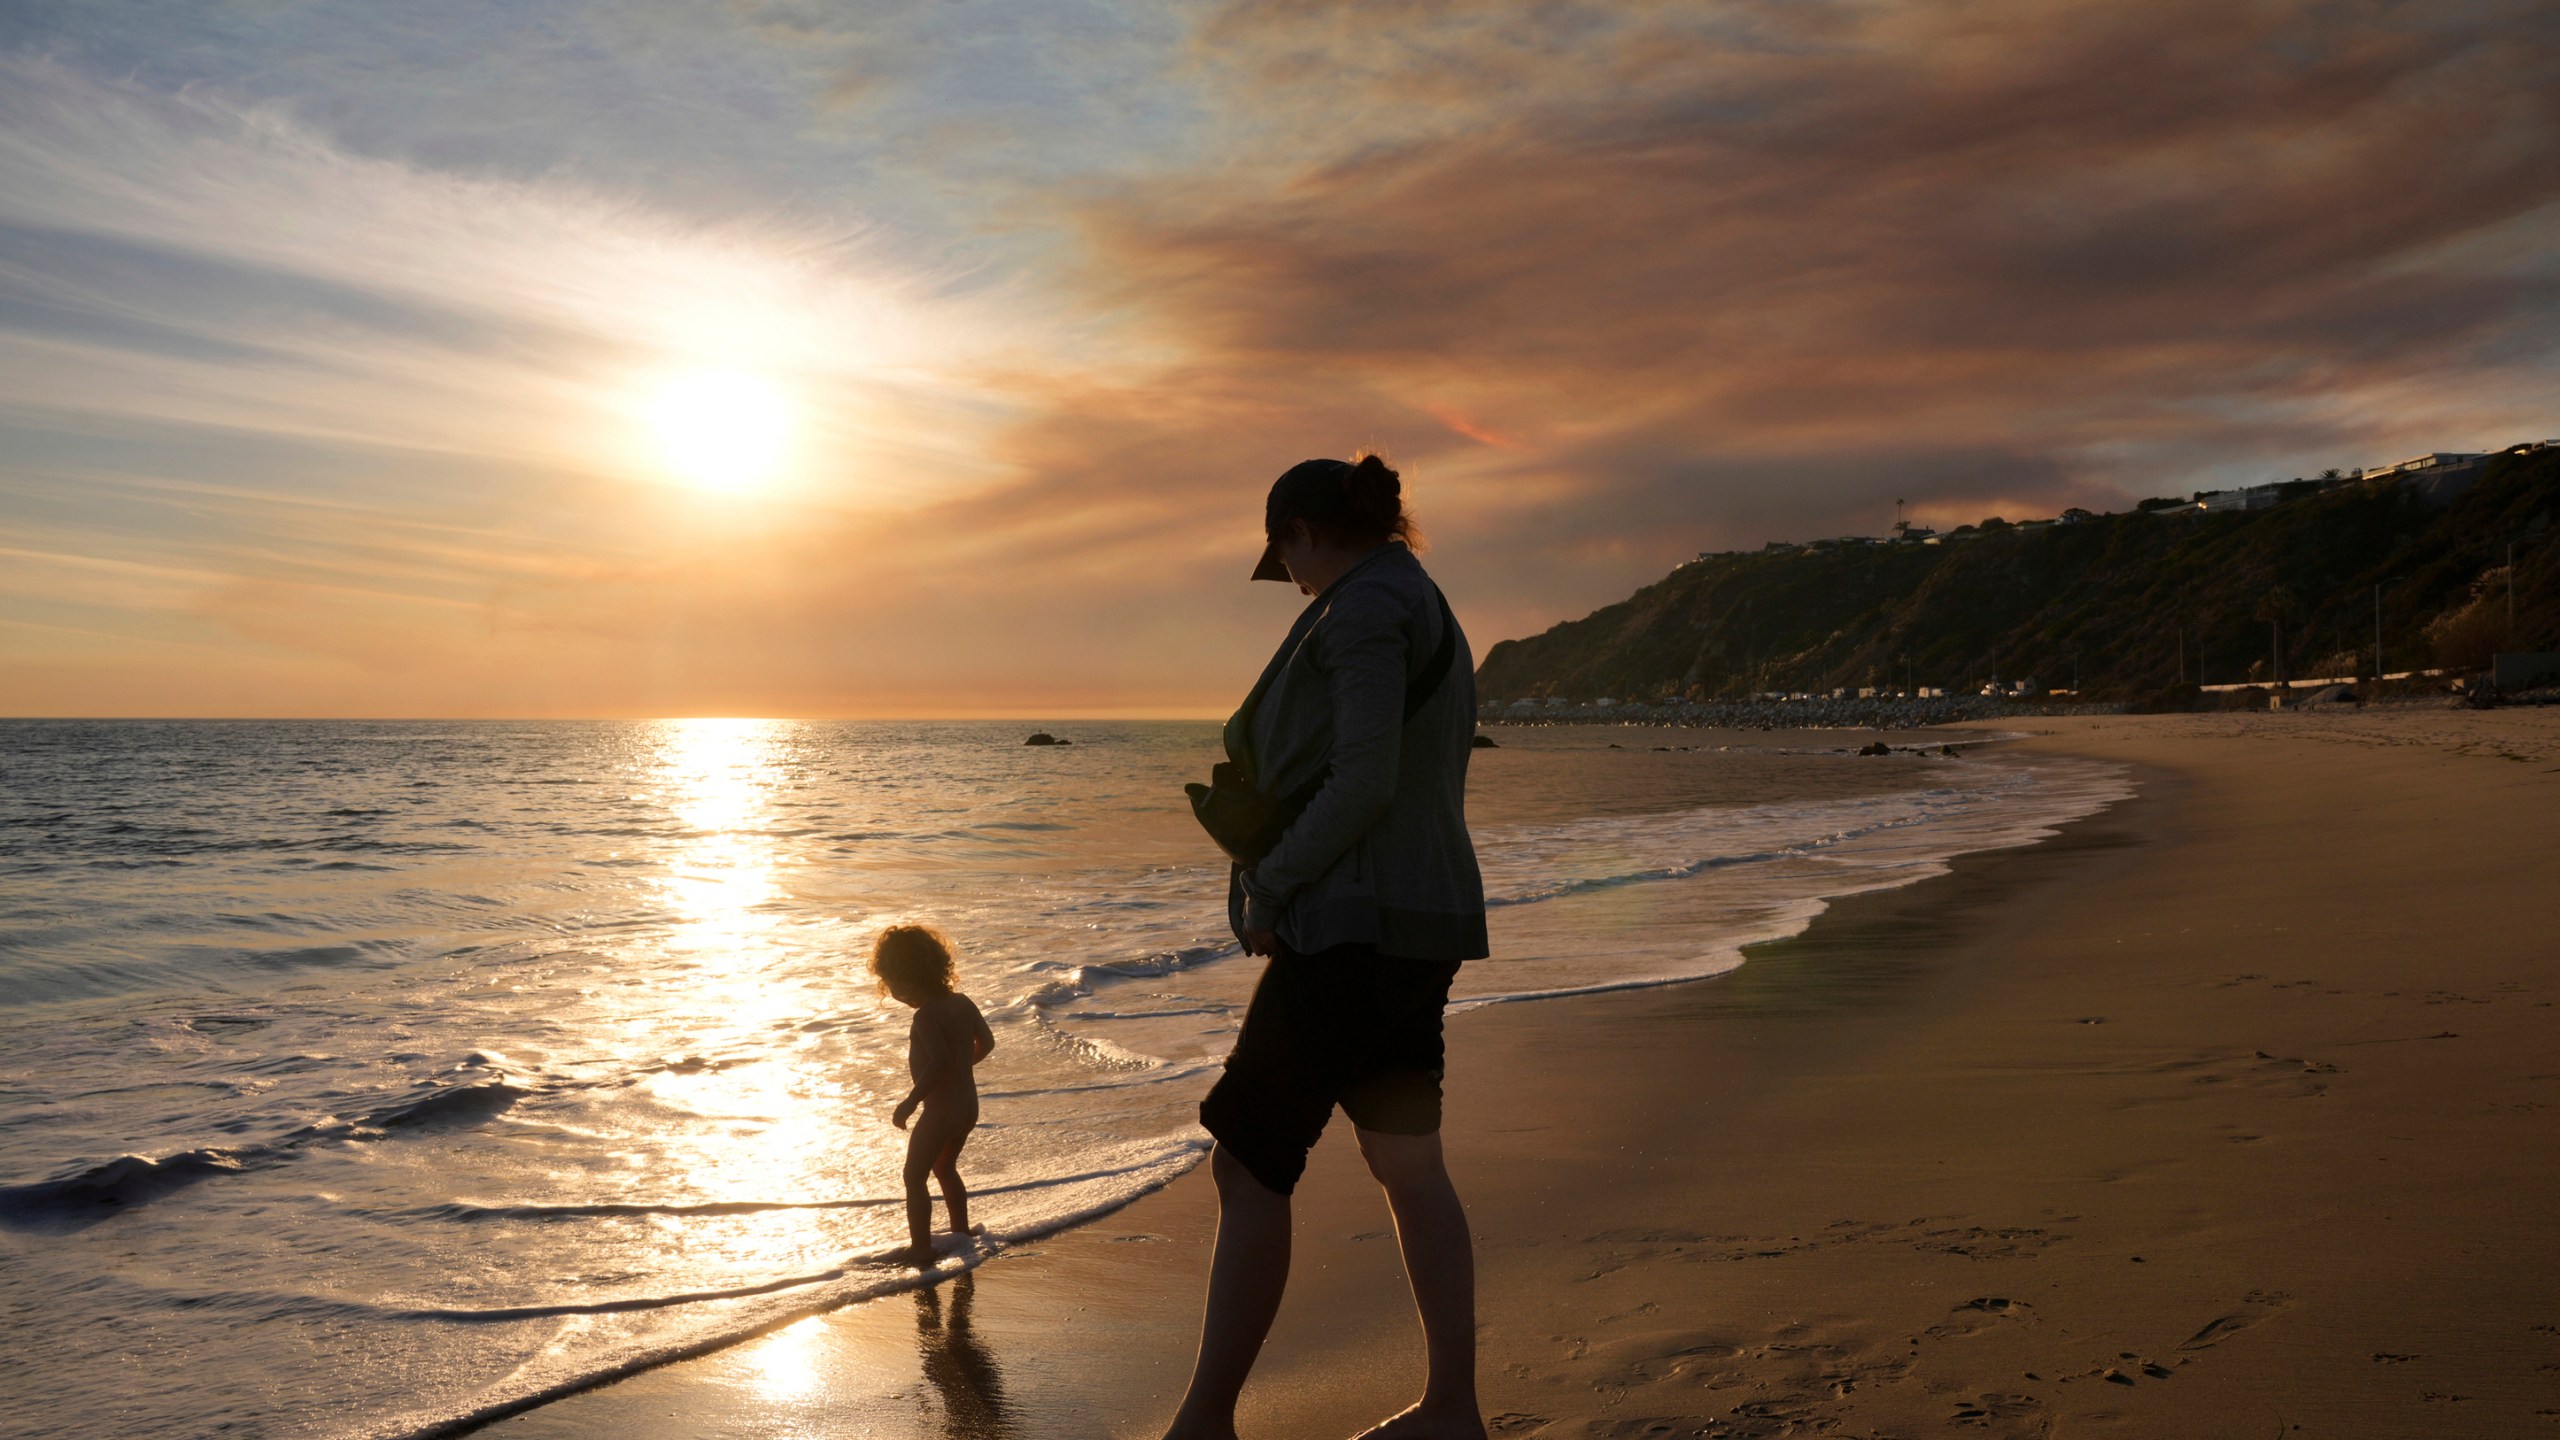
[1198,942,1461,1196]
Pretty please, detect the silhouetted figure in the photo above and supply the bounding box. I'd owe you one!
[1167,455,1491,1440]
[872,924,996,1266]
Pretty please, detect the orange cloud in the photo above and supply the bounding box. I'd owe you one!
[6,3,2558,716]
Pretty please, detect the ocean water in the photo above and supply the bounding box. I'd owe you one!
[0,719,2130,1438]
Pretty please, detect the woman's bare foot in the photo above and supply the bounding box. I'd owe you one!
[1352,1399,1487,1440]
[1158,1409,1240,1440]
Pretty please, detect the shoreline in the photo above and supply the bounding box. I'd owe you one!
[456,726,2128,1438]
[474,735,2136,1437]
[486,709,2560,1440]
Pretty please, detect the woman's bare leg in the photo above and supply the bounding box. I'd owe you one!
[1351,1127,1485,1440]
[1160,1144,1292,1440]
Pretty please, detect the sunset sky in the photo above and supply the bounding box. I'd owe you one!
[3,0,2556,717]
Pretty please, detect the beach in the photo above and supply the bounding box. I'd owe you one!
[484,707,2560,1439]
[14,7,2559,1437]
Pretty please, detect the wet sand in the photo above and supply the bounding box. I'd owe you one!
[484,708,2560,1439]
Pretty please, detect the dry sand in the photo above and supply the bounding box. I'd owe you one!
[485,708,2560,1440]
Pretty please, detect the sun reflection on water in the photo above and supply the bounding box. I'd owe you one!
[749,1313,828,1401]
[660,717,786,958]
[593,720,897,1251]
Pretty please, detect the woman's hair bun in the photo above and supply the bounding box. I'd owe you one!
[1267,450,1423,551]
[1343,452,1403,534]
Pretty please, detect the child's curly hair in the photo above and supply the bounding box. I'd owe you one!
[870,923,957,995]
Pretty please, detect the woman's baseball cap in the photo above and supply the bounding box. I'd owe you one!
[1251,458,1354,581]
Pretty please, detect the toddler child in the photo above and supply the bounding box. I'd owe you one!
[872,923,996,1266]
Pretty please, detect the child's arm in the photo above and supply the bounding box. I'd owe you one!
[968,998,995,1062]
[891,1015,949,1130]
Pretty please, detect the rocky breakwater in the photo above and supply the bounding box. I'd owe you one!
[1485,695,2125,731]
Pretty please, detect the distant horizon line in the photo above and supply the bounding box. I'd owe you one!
[0,710,1233,724]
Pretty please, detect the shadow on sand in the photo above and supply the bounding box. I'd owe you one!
[913,1272,1017,1438]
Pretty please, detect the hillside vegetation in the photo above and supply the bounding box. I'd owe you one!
[1475,448,2560,703]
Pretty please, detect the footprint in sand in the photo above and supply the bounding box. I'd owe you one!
[1912,1224,2056,1260]
[2180,1322,2251,1350]
[1929,1297,2037,1340]
[2254,1049,2341,1075]
[2179,1290,2294,1351]
[1585,1329,1746,1382]
[1952,1392,2041,1426]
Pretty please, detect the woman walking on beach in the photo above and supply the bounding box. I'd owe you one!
[1165,455,1491,1440]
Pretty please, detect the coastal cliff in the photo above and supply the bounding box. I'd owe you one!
[1477,447,2559,705]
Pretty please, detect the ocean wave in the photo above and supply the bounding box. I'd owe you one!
[350,1136,1213,1440]
[1016,941,1235,1011]
[1054,1004,1234,1021]
[977,1063,1219,1101]
[1482,841,1824,907]
[1445,964,1752,1012]
[1470,779,2032,907]
[1020,1010,1181,1073]
[0,1074,528,1228]
[362,1077,527,1130]
[0,1147,258,1227]
[390,1147,1216,1228]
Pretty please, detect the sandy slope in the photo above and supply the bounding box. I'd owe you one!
[486,707,2560,1440]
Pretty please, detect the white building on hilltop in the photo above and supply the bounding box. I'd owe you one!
[2197,484,2281,512]
[2360,452,2489,482]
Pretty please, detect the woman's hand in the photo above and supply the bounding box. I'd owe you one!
[1240,926,1281,957]
[891,1096,918,1131]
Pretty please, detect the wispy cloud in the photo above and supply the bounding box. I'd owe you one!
[1050,0,2560,557]
[0,53,1070,714]
[3,1,2557,715]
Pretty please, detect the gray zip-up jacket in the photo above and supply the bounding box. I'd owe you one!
[1226,542,1489,960]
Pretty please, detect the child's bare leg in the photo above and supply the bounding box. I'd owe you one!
[901,1129,939,1262]
[934,1136,971,1236]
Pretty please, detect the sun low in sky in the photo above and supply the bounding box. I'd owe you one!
[642,368,796,494]
[0,3,2554,718]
